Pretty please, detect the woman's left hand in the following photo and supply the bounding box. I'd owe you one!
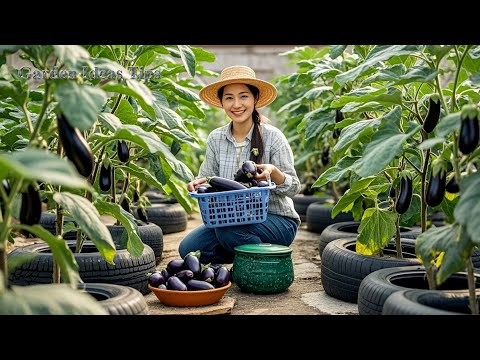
[255,164,286,185]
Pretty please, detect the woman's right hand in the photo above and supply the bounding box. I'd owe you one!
[187,177,207,192]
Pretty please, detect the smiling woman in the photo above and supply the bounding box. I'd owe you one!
[178,65,301,265]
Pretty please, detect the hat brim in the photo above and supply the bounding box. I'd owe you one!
[199,78,277,109]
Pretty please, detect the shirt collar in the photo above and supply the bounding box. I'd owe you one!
[226,122,256,143]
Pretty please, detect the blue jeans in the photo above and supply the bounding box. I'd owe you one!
[178,213,299,264]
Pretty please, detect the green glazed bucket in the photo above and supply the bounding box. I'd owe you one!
[232,243,294,294]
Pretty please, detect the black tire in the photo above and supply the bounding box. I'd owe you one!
[134,203,187,234]
[78,283,149,315]
[357,266,480,315]
[292,195,333,222]
[144,191,178,204]
[382,289,477,315]
[306,202,354,234]
[107,222,164,265]
[39,212,77,240]
[8,241,156,295]
[320,238,421,303]
[319,222,422,258]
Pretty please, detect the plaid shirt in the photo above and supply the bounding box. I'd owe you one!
[197,122,301,224]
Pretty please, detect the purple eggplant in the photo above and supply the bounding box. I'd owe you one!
[257,180,269,187]
[197,183,215,193]
[250,179,258,187]
[167,276,188,291]
[201,267,216,282]
[158,284,167,290]
[215,266,231,288]
[207,176,247,192]
[166,259,184,275]
[176,269,194,282]
[234,168,250,183]
[208,263,223,273]
[184,251,201,277]
[160,268,171,281]
[148,271,166,287]
[186,279,215,291]
[242,160,257,179]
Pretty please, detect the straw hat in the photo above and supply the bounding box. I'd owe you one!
[199,65,277,109]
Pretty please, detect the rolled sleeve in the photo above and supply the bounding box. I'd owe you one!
[270,143,301,198]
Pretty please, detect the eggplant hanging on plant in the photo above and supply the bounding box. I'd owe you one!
[321,146,330,166]
[99,164,112,192]
[117,140,130,163]
[57,113,94,178]
[422,94,441,133]
[425,159,447,207]
[120,197,130,213]
[458,105,479,155]
[333,109,344,139]
[136,207,148,223]
[395,172,413,215]
[19,184,42,226]
[445,175,459,194]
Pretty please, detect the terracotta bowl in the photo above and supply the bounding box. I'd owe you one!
[148,282,232,307]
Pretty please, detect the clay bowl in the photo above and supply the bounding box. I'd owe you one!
[148,282,232,307]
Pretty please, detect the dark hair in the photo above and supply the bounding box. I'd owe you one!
[218,84,264,163]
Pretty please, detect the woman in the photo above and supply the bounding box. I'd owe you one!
[179,65,301,264]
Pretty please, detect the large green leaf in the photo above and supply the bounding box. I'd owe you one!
[178,45,196,77]
[55,82,107,131]
[303,110,335,140]
[150,90,188,131]
[336,45,421,85]
[0,80,26,106]
[191,46,216,63]
[102,83,154,111]
[97,112,122,132]
[53,192,116,264]
[0,284,108,315]
[332,87,403,108]
[53,45,90,68]
[159,152,194,183]
[148,153,169,185]
[330,45,347,59]
[0,149,90,189]
[91,57,132,79]
[95,200,144,257]
[302,86,333,100]
[425,45,454,61]
[115,99,137,124]
[117,163,164,191]
[418,137,446,150]
[166,176,193,213]
[312,156,361,188]
[160,78,200,102]
[415,223,474,285]
[333,119,381,153]
[436,112,461,137]
[13,224,81,285]
[454,172,480,245]
[356,207,397,256]
[354,120,421,177]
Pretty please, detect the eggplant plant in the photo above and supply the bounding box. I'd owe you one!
[277,45,480,313]
[0,44,216,313]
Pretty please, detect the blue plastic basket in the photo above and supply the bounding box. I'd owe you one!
[189,182,276,228]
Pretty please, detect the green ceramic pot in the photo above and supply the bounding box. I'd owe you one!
[232,243,294,294]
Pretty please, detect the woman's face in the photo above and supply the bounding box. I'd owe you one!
[221,83,257,125]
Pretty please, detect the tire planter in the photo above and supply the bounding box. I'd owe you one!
[39,212,77,240]
[358,266,480,315]
[79,283,149,315]
[292,195,333,222]
[320,238,421,303]
[8,241,156,295]
[382,288,480,315]
[306,202,354,234]
[318,221,422,258]
[133,203,187,234]
[144,191,178,204]
[107,221,164,265]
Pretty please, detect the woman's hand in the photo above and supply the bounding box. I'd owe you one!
[187,177,207,192]
[255,164,286,185]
